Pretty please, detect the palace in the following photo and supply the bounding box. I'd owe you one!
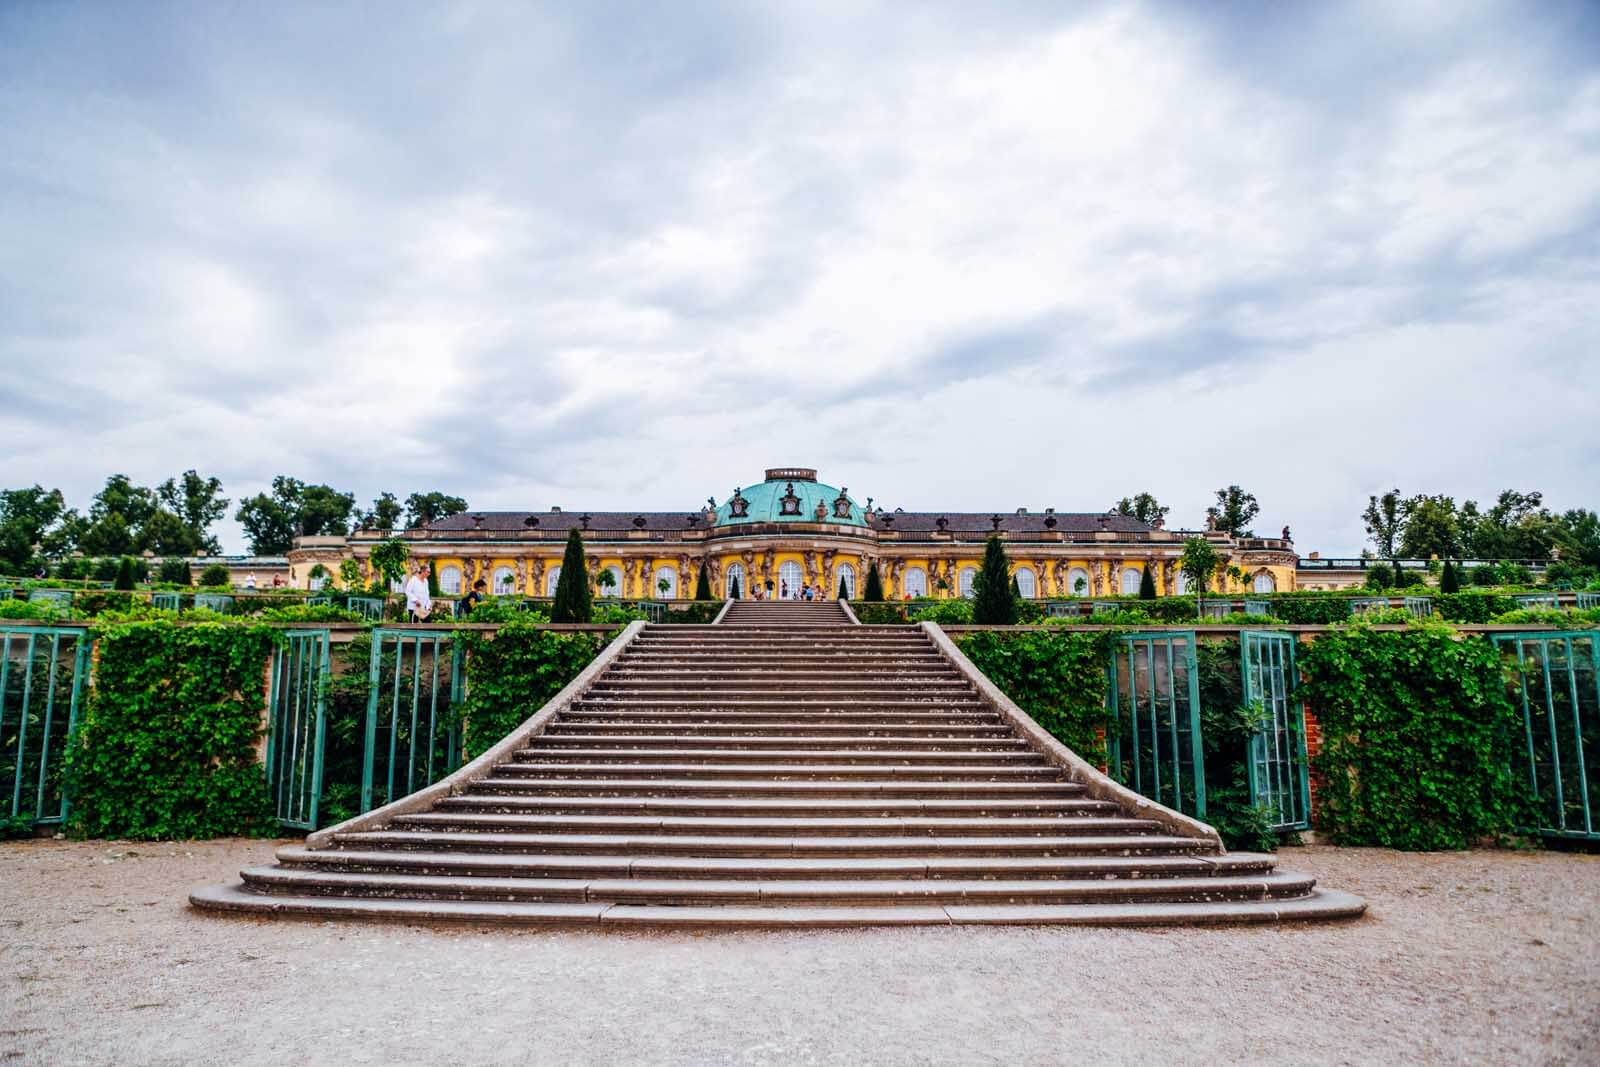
[286,467,1299,598]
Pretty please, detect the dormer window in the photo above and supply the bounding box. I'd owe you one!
[779,482,802,516]
[832,488,852,519]
[729,489,749,518]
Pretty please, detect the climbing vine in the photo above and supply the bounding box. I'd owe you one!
[458,620,611,759]
[66,620,277,839]
[955,629,1110,759]
[1301,621,1531,849]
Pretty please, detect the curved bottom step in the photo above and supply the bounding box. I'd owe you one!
[191,882,1366,928]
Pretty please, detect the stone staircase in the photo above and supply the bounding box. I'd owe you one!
[192,602,1364,927]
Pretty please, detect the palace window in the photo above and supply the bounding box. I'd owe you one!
[1253,571,1276,593]
[600,565,623,597]
[1015,567,1036,599]
[725,562,745,598]
[959,566,977,598]
[1067,567,1090,597]
[1174,570,1192,595]
[777,561,803,598]
[493,566,516,596]
[439,565,462,595]
[836,563,856,598]
[544,566,561,596]
[902,567,927,598]
[1121,567,1142,595]
[654,566,678,598]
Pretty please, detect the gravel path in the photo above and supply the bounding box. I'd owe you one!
[2,840,1596,1065]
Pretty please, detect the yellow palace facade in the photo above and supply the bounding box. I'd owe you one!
[287,467,1299,599]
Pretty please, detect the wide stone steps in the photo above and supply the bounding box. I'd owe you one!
[193,614,1365,928]
[329,829,1207,857]
[234,866,1318,907]
[491,761,1070,780]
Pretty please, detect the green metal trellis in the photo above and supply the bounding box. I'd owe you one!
[194,592,233,614]
[1106,631,1206,818]
[150,592,181,611]
[1577,593,1600,610]
[1494,631,1598,841]
[265,629,330,830]
[1404,596,1433,618]
[346,596,385,621]
[27,589,72,608]
[0,626,90,826]
[1241,631,1311,830]
[361,628,465,812]
[1514,594,1559,610]
[1243,599,1272,617]
[1349,597,1388,614]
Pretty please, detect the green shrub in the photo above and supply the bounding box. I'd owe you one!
[1471,565,1498,587]
[0,597,70,622]
[458,621,607,758]
[1271,596,1354,624]
[911,599,973,624]
[112,556,137,590]
[853,602,908,625]
[956,629,1109,759]
[66,620,277,839]
[1364,565,1392,591]
[972,535,1019,625]
[258,603,367,624]
[199,564,230,587]
[1301,622,1531,849]
[1196,640,1282,852]
[91,557,119,582]
[1435,591,1515,623]
[1489,607,1600,627]
[157,558,192,585]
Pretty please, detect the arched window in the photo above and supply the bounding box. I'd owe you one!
[599,564,623,597]
[439,565,462,595]
[493,566,517,596]
[902,567,927,598]
[1066,567,1090,597]
[725,562,744,598]
[959,566,977,598]
[1121,567,1142,595]
[777,561,803,599]
[1174,570,1192,595]
[836,563,856,599]
[654,566,677,599]
[1014,567,1036,599]
[543,566,560,596]
[1253,571,1276,593]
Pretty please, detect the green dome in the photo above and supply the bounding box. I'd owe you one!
[715,469,866,527]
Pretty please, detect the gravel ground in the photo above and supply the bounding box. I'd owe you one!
[1,840,1596,1066]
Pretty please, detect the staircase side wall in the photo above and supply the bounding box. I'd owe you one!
[304,620,649,850]
[920,622,1224,848]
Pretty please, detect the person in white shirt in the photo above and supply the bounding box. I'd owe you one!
[244,573,257,590]
[404,566,432,622]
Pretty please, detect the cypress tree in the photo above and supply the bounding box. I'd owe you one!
[113,555,138,591]
[694,562,713,601]
[972,535,1018,624]
[1138,567,1156,600]
[550,528,592,623]
[837,575,848,599]
[1440,558,1460,594]
[427,560,440,598]
[1010,575,1021,599]
[863,563,884,601]
[1391,559,1405,588]
[729,574,741,600]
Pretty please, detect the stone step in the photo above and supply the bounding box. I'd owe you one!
[570,699,992,712]
[588,681,975,693]
[389,812,1163,836]
[438,794,1119,818]
[507,747,1043,764]
[236,866,1318,906]
[532,734,1029,750]
[468,777,1087,798]
[600,670,969,683]
[557,711,1003,726]
[545,722,1011,737]
[330,830,1208,857]
[493,761,1066,780]
[191,883,1369,927]
[274,845,1263,881]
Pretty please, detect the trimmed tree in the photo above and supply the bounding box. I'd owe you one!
[199,563,230,587]
[157,557,192,586]
[427,560,440,598]
[113,555,138,590]
[1138,567,1156,600]
[972,535,1018,625]
[863,563,884,601]
[550,528,592,623]
[1440,558,1460,594]
[837,575,848,600]
[694,562,712,601]
[729,574,741,599]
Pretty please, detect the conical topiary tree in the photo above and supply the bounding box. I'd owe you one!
[972,535,1018,624]
[837,575,848,600]
[1440,558,1460,594]
[863,563,884,602]
[694,562,713,601]
[550,528,592,623]
[113,555,138,591]
[729,574,741,599]
[1138,567,1156,600]
[427,559,440,598]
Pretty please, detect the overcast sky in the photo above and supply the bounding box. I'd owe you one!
[3,1,1597,555]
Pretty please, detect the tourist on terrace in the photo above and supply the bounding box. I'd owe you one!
[780,580,789,600]
[404,565,431,622]
[803,584,814,601]
[244,573,257,590]
[458,578,487,618]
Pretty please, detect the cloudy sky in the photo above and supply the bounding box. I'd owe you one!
[3,1,1597,554]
